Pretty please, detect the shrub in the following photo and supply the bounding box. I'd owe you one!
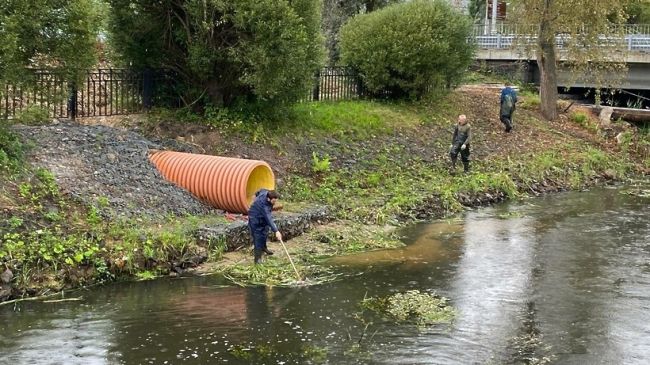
[14,105,49,125]
[0,126,24,172]
[339,0,474,99]
[109,0,325,108]
[571,111,588,125]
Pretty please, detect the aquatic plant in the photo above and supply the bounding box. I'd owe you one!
[218,259,341,287]
[360,290,456,327]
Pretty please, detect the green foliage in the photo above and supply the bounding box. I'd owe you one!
[135,270,157,281]
[0,0,102,84]
[0,126,25,172]
[219,259,340,287]
[467,0,486,20]
[311,152,331,173]
[360,290,456,326]
[108,0,325,108]
[14,105,50,125]
[571,111,588,125]
[617,131,633,152]
[520,90,541,108]
[627,0,650,23]
[290,100,422,137]
[339,0,474,98]
[322,0,401,62]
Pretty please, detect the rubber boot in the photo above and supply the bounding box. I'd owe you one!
[463,160,470,173]
[264,248,274,255]
[254,249,263,264]
[504,117,513,133]
[450,156,457,171]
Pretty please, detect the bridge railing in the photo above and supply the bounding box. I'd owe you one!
[472,23,650,37]
[471,24,650,52]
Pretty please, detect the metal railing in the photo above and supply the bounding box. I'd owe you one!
[472,23,650,36]
[303,66,365,102]
[2,67,372,119]
[471,23,650,52]
[1,69,157,120]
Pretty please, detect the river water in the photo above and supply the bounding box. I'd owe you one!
[1,184,649,365]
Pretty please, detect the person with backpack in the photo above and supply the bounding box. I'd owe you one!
[449,114,472,173]
[500,82,518,133]
[248,189,283,264]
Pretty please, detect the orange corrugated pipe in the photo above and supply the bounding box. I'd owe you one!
[149,150,275,214]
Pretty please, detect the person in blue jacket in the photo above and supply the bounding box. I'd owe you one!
[500,82,518,133]
[248,189,283,264]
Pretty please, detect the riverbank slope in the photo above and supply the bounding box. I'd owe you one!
[1,85,648,300]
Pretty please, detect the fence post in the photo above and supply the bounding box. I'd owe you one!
[67,82,77,120]
[312,70,320,101]
[628,35,633,51]
[356,70,364,98]
[143,69,154,110]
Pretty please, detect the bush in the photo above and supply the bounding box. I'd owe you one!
[0,126,24,172]
[571,111,588,125]
[14,105,50,125]
[339,0,474,99]
[109,0,325,108]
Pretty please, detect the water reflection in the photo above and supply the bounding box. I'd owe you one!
[1,310,114,365]
[445,207,537,363]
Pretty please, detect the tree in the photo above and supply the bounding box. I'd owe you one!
[0,0,102,84]
[322,0,401,63]
[108,0,325,108]
[468,0,486,21]
[627,0,650,24]
[510,0,629,120]
[339,0,474,99]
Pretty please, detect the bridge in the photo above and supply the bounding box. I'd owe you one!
[471,24,650,90]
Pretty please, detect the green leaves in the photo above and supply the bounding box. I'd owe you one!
[108,0,325,107]
[0,0,102,84]
[339,0,474,99]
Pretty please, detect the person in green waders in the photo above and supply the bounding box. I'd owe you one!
[248,189,282,264]
[449,114,472,173]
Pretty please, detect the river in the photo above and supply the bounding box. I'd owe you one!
[1,184,648,364]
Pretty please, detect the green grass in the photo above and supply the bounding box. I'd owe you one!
[289,100,424,138]
[519,90,541,108]
[570,111,588,124]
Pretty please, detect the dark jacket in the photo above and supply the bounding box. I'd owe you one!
[452,123,472,146]
[500,86,518,116]
[248,189,278,233]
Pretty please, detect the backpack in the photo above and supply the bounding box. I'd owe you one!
[504,94,514,110]
[501,93,514,116]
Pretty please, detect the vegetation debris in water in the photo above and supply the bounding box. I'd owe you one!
[218,258,341,287]
[228,343,327,363]
[360,289,456,327]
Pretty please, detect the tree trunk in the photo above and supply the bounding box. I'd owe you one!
[537,0,558,120]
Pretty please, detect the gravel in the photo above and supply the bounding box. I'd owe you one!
[13,121,217,218]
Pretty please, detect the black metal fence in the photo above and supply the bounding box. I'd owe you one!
[305,66,364,101]
[1,66,377,120]
[1,68,157,120]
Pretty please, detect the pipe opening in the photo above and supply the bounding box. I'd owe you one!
[246,165,276,207]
